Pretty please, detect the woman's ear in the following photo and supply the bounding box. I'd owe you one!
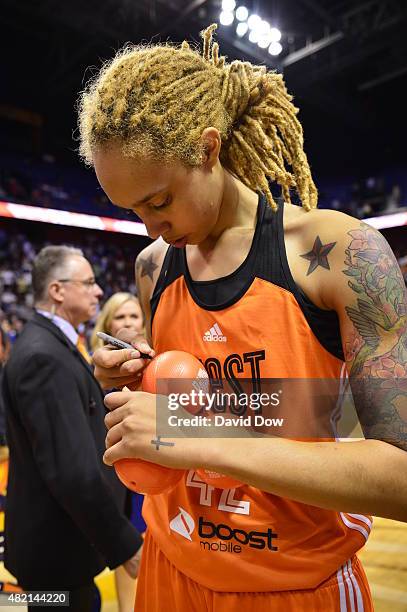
[201,127,221,168]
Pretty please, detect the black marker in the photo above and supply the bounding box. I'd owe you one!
[96,332,153,359]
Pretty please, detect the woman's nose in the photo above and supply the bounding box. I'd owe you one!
[144,219,171,240]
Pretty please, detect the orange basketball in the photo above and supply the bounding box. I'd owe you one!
[197,468,244,489]
[142,350,209,397]
[114,458,184,495]
[114,350,208,495]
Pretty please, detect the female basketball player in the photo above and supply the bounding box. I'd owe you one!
[77,25,406,611]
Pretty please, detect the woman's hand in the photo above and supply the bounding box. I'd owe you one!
[103,389,207,470]
[93,329,155,390]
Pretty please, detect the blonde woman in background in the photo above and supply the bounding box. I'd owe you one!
[91,292,145,612]
[91,292,144,351]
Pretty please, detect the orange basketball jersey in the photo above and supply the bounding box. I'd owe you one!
[143,196,371,592]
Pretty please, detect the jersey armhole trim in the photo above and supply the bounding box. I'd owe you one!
[276,204,344,362]
[149,244,172,328]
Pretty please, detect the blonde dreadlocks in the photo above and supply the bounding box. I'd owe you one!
[78,24,317,211]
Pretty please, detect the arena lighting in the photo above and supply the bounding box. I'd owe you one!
[222,0,236,11]
[0,201,149,236]
[236,22,249,37]
[268,41,283,56]
[364,211,407,230]
[219,10,234,26]
[235,6,249,21]
[1,201,406,233]
[249,29,261,43]
[258,34,272,49]
[244,13,283,54]
[247,14,262,30]
[269,27,282,42]
[258,20,270,34]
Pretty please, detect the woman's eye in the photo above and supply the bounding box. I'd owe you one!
[154,196,171,209]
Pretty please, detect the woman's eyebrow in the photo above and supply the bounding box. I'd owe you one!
[132,187,167,206]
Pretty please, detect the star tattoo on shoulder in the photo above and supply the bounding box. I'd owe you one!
[300,236,337,276]
[138,255,158,281]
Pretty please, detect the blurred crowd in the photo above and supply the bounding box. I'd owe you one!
[0,152,405,221]
[1,223,406,347]
[0,152,135,220]
[0,226,138,344]
[323,175,404,219]
[1,151,407,345]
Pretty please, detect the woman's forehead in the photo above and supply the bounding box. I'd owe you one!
[93,147,182,205]
[115,300,141,314]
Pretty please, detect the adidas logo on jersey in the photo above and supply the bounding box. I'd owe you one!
[203,323,227,342]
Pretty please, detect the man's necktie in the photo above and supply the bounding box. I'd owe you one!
[76,336,92,364]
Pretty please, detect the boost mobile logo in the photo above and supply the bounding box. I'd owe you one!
[199,518,278,553]
[169,507,195,541]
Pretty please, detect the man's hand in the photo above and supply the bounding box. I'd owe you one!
[123,544,143,579]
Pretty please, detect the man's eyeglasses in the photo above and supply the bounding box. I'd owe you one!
[58,278,98,289]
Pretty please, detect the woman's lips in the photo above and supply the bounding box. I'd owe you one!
[170,236,187,248]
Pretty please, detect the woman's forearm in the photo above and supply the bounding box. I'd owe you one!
[206,437,407,521]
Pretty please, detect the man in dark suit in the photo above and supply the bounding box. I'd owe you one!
[2,246,143,611]
[0,327,10,453]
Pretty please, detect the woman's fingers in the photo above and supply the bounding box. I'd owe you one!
[104,404,132,428]
[95,359,144,380]
[119,359,147,376]
[104,391,134,411]
[105,422,123,450]
[93,346,136,367]
[92,336,154,394]
[93,349,148,389]
[97,373,141,390]
[131,341,155,358]
[103,440,129,465]
[116,329,156,358]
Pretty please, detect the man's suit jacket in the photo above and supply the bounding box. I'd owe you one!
[0,366,6,446]
[2,312,142,588]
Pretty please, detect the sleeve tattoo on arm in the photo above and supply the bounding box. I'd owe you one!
[343,224,407,449]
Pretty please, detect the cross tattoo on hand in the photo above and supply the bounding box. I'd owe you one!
[151,435,175,451]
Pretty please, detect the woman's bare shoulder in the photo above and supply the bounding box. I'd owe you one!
[135,238,169,299]
[283,202,359,231]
